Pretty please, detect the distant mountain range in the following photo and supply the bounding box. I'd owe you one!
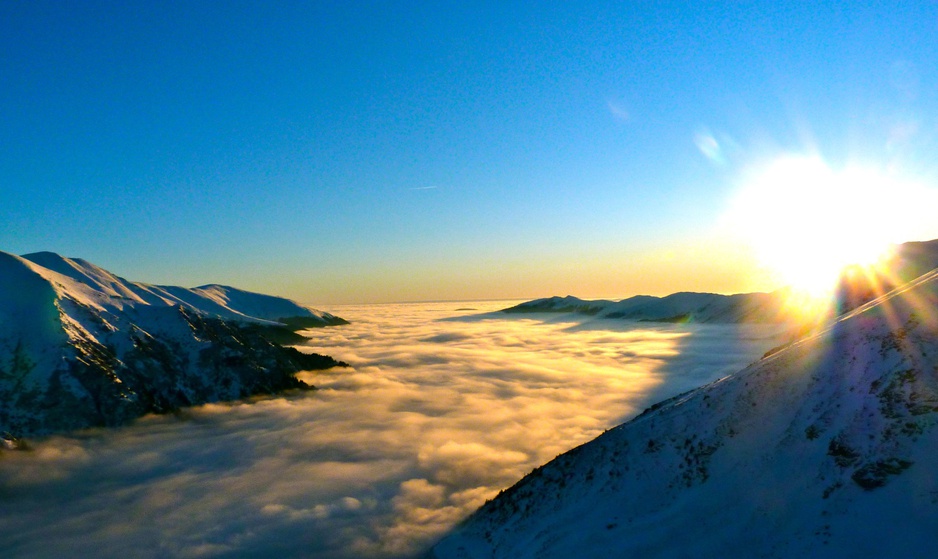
[0,251,347,438]
[503,239,938,326]
[432,242,938,558]
[502,291,789,324]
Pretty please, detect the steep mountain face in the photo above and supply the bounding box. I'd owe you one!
[433,269,938,558]
[503,291,789,323]
[0,251,347,438]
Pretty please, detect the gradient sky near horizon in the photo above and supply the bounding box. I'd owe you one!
[3,1,938,304]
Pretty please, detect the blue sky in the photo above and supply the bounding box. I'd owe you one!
[3,1,938,303]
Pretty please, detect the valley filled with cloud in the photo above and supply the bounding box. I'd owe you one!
[0,301,786,558]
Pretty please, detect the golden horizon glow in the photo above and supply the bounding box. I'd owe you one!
[725,156,935,307]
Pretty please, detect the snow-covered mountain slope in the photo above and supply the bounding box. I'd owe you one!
[503,291,788,323]
[433,268,938,558]
[0,251,347,438]
[20,251,347,327]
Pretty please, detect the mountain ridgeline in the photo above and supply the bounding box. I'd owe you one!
[503,240,938,327]
[501,291,789,324]
[0,251,348,438]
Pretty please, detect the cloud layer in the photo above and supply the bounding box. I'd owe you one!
[0,301,786,558]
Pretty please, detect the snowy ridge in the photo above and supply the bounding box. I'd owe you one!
[20,251,346,327]
[502,291,788,323]
[0,251,347,438]
[432,267,938,558]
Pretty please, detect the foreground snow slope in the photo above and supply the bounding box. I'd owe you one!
[433,268,938,558]
[0,251,346,437]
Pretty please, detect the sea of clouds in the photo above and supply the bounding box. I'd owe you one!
[0,301,787,558]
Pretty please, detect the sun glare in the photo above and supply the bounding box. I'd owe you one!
[726,156,934,303]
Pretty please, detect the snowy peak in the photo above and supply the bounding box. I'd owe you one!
[21,251,152,304]
[16,251,345,327]
[0,250,348,438]
[434,268,938,558]
[0,252,66,351]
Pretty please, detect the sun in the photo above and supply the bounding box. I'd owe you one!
[726,156,933,302]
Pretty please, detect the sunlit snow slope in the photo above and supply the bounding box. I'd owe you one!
[0,251,346,437]
[433,268,938,558]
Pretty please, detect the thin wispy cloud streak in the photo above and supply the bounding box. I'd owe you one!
[0,301,786,558]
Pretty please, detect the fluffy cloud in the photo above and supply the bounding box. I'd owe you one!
[0,301,786,558]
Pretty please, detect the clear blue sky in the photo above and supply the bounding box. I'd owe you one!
[3,1,938,303]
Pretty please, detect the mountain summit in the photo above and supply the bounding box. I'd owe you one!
[432,268,938,558]
[0,251,347,438]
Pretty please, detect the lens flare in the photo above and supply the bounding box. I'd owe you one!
[725,155,937,310]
